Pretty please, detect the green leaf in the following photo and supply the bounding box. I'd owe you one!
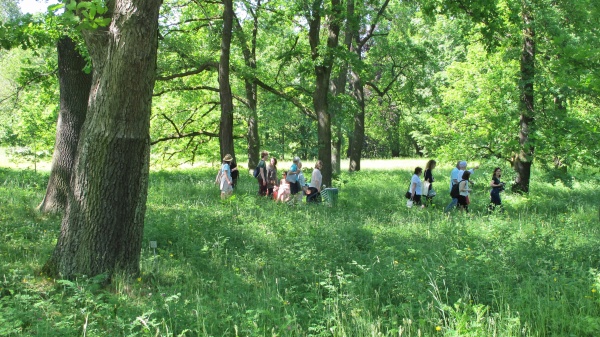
[48,3,65,12]
[66,0,77,11]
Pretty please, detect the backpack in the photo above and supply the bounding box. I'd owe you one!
[253,166,260,178]
[450,180,464,198]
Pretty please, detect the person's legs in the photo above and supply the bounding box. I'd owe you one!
[444,198,458,213]
[306,187,319,203]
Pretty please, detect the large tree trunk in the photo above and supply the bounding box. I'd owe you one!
[43,0,162,279]
[308,0,340,187]
[38,36,92,214]
[234,4,260,170]
[218,0,235,159]
[330,0,354,175]
[513,7,535,193]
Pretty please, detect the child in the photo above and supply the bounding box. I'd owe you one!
[277,172,291,203]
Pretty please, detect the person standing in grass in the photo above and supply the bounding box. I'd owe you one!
[458,171,472,212]
[444,161,478,213]
[230,157,239,189]
[423,159,437,205]
[489,167,505,212]
[217,154,234,199]
[288,156,301,196]
[257,151,269,196]
[266,157,278,197]
[410,167,425,208]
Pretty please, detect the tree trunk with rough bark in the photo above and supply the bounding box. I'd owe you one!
[38,36,92,214]
[219,0,235,159]
[234,4,260,170]
[43,0,162,279]
[348,71,365,171]
[513,7,535,194]
[308,0,340,187]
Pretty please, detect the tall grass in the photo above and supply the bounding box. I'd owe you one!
[1,165,599,336]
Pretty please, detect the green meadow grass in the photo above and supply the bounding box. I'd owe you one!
[1,165,600,336]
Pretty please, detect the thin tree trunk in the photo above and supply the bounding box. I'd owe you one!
[348,70,365,171]
[43,0,162,279]
[219,0,235,159]
[513,7,535,193]
[38,36,92,214]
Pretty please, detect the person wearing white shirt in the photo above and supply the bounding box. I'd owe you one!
[306,160,323,203]
[444,161,478,212]
[409,167,425,208]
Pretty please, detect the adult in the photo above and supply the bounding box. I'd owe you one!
[295,162,308,203]
[423,159,437,204]
[266,157,278,197]
[444,161,478,213]
[409,167,425,208]
[288,156,301,196]
[230,157,239,188]
[306,160,323,203]
[257,151,269,196]
[217,154,234,199]
[489,167,505,212]
[458,171,472,212]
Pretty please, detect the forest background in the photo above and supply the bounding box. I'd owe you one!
[1,0,600,335]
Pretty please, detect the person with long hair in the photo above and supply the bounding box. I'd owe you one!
[266,157,278,197]
[423,159,437,204]
[458,171,472,212]
[217,154,234,199]
[489,167,505,212]
[306,160,323,203]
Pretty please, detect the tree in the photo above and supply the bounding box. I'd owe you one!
[307,0,341,186]
[218,0,235,159]
[38,36,92,213]
[43,0,163,279]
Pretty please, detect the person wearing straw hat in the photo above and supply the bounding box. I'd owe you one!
[217,154,234,199]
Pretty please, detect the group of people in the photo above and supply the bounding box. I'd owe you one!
[407,160,505,212]
[216,151,324,203]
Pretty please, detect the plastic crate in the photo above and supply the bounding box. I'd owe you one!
[321,188,338,207]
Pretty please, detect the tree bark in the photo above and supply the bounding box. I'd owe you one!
[218,0,235,159]
[38,36,92,214]
[330,0,355,174]
[308,0,340,187]
[234,4,260,170]
[348,70,365,171]
[43,0,162,279]
[513,7,535,193]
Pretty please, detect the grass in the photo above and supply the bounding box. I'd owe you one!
[1,162,600,336]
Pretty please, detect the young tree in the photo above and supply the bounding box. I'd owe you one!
[43,0,163,279]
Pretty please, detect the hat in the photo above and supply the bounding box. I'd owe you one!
[223,154,233,162]
[459,161,467,168]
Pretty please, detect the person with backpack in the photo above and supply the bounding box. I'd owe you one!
[444,161,478,213]
[256,151,269,196]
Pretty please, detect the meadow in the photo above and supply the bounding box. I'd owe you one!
[1,161,600,336]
